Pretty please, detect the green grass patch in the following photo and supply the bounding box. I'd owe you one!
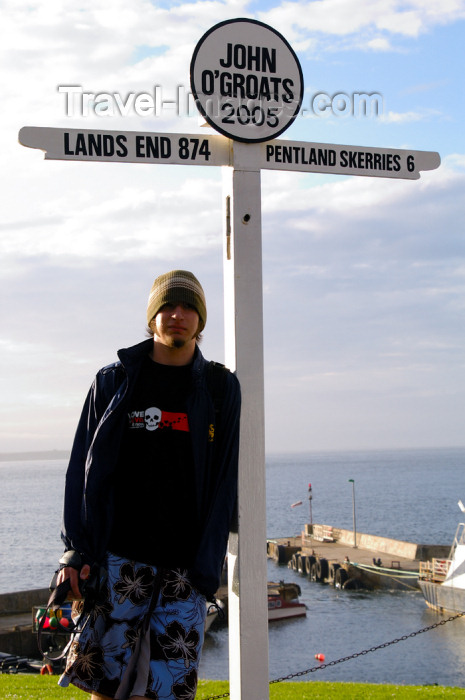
[1,676,465,699]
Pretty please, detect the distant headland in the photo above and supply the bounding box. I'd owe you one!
[0,450,70,462]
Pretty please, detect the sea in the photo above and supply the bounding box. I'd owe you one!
[1,446,465,687]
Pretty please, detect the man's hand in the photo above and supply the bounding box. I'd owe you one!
[57,564,91,599]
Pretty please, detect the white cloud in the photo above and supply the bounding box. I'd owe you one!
[259,0,465,51]
[380,109,443,123]
[366,37,393,51]
[1,160,223,261]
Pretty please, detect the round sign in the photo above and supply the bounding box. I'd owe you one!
[190,18,304,143]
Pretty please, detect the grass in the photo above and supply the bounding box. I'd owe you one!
[1,676,465,699]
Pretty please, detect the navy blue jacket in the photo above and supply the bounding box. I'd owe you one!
[61,339,240,598]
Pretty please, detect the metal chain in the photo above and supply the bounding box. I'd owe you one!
[270,611,465,684]
[202,611,465,699]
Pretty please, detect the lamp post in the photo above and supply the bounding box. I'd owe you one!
[348,479,357,548]
[308,483,313,530]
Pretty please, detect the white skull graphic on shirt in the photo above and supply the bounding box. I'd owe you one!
[145,407,162,431]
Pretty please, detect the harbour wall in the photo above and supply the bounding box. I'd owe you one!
[0,588,48,616]
[0,588,48,658]
[304,524,450,560]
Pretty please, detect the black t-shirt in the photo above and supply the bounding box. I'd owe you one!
[108,356,199,568]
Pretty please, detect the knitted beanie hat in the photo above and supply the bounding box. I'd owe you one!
[147,270,207,332]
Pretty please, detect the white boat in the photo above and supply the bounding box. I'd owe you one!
[267,581,306,621]
[419,505,465,614]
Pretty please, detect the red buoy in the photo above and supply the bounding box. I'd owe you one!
[314,653,325,662]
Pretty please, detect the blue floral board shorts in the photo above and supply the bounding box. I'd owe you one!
[59,553,207,699]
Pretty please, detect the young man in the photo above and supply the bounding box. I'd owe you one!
[56,270,241,700]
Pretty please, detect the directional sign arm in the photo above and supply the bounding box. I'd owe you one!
[18,126,231,167]
[260,139,440,180]
[19,127,440,180]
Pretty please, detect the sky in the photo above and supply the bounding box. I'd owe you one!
[1,0,464,455]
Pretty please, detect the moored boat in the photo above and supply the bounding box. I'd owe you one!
[346,561,420,591]
[267,581,306,621]
[419,503,465,615]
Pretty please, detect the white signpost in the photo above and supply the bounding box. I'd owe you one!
[18,17,440,700]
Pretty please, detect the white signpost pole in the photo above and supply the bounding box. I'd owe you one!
[191,20,305,697]
[222,142,269,700]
